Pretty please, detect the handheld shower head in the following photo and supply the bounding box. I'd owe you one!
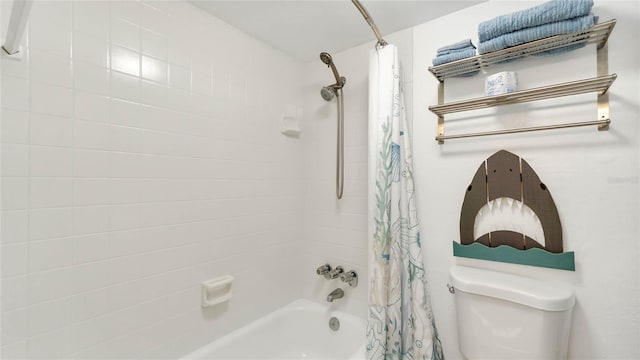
[319,52,343,89]
[320,52,333,65]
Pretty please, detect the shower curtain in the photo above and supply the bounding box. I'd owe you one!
[366,45,444,360]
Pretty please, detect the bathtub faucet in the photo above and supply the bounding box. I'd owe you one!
[327,288,344,302]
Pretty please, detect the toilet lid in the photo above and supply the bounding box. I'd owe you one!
[450,265,575,311]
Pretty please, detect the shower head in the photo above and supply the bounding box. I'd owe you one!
[319,51,344,89]
[320,52,333,65]
[321,86,335,101]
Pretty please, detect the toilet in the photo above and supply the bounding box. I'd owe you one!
[449,266,575,360]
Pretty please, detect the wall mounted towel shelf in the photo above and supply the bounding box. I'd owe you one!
[427,19,617,144]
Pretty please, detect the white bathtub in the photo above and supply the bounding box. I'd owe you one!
[182,299,366,360]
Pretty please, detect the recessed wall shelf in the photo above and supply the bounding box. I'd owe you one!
[427,19,617,144]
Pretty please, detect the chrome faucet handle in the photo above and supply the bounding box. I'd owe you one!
[316,264,331,276]
[339,270,358,287]
[327,266,344,279]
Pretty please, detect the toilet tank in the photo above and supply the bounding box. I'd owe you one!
[450,266,575,360]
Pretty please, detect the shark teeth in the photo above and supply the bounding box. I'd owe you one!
[474,197,545,246]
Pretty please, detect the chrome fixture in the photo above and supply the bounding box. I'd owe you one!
[326,266,344,280]
[320,52,346,90]
[329,317,340,331]
[339,270,358,287]
[351,0,387,47]
[319,52,346,200]
[316,264,332,277]
[436,119,611,142]
[321,86,335,101]
[447,283,455,294]
[327,288,344,302]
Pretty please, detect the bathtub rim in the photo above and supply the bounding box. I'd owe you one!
[180,298,366,360]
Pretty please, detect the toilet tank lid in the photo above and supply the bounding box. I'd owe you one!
[450,266,575,311]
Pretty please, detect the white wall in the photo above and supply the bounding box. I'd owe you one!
[300,29,413,318]
[413,1,639,359]
[0,1,305,358]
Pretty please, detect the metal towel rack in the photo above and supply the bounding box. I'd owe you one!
[428,20,616,81]
[430,74,617,116]
[427,19,617,144]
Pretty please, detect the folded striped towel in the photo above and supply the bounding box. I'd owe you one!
[437,39,476,56]
[479,0,594,42]
[478,15,596,55]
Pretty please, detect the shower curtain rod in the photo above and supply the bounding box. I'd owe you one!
[351,0,387,47]
[2,0,32,56]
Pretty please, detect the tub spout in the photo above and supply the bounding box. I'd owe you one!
[327,288,344,302]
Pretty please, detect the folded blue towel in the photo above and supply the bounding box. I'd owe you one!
[432,48,477,66]
[437,39,476,56]
[437,46,476,57]
[478,15,595,55]
[479,0,594,42]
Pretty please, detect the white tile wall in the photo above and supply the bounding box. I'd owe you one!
[1,1,305,358]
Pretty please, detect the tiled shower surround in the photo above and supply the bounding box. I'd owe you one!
[1,1,307,357]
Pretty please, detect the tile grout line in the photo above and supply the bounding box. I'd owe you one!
[60,1,76,356]
[24,5,33,352]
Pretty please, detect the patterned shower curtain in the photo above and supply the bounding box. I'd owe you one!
[366,45,444,360]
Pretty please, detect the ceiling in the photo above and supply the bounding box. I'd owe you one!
[190,1,484,61]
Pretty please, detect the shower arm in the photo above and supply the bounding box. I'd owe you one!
[351,0,387,47]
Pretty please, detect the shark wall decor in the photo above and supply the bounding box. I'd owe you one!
[453,150,575,270]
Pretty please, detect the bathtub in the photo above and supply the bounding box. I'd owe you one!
[181,299,366,360]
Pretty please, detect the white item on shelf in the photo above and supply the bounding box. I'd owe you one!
[485,71,518,96]
[201,275,234,308]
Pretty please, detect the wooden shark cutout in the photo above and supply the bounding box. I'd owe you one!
[460,150,563,253]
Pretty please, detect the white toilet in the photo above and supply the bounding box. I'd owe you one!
[449,266,575,360]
